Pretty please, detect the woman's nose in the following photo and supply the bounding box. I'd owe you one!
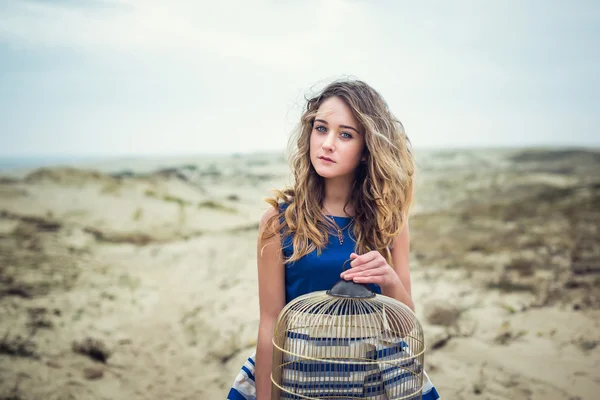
[322,132,335,151]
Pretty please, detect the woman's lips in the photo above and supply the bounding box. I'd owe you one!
[319,157,335,163]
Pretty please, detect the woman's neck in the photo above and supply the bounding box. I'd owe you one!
[322,176,355,217]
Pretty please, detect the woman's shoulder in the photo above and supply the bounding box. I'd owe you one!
[260,198,291,217]
[259,207,279,224]
[258,200,291,230]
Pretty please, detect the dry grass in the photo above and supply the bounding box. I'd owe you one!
[0,220,80,299]
[100,181,121,195]
[132,208,143,221]
[71,337,111,363]
[0,331,38,359]
[198,200,236,214]
[411,175,600,310]
[0,376,27,400]
[83,227,156,245]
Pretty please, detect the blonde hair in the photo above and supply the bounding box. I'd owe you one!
[262,78,416,267]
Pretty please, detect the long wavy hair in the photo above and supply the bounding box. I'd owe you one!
[261,79,416,267]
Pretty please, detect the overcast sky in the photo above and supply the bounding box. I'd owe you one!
[1,0,598,156]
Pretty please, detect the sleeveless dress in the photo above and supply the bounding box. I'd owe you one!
[227,205,440,399]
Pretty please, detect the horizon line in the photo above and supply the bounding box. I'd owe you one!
[1,143,599,159]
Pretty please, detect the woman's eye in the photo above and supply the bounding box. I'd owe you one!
[315,125,327,133]
[341,132,353,139]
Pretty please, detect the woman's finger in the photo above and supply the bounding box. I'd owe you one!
[353,275,384,284]
[343,261,387,279]
[342,258,380,276]
[349,251,381,268]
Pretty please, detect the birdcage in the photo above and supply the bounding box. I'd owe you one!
[271,280,426,400]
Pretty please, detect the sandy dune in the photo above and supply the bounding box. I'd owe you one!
[0,148,598,399]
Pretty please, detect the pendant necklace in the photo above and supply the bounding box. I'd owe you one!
[323,206,355,245]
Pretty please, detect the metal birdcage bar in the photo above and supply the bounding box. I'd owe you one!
[271,280,426,400]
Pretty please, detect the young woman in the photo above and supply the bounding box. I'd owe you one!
[227,79,440,399]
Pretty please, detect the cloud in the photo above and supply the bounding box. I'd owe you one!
[0,0,598,155]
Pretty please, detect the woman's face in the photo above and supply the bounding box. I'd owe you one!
[309,96,366,180]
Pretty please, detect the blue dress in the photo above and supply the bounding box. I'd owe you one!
[227,205,440,399]
[282,216,382,304]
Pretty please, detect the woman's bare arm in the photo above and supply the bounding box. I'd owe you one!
[255,207,286,400]
[385,219,415,311]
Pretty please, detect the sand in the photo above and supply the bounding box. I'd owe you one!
[0,148,598,399]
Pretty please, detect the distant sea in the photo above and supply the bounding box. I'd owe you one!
[0,153,250,176]
[0,156,110,172]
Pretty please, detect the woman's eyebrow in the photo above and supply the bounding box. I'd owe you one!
[314,119,360,134]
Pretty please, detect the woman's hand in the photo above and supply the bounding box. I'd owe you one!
[340,251,400,290]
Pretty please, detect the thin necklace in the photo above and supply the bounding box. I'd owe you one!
[322,206,355,245]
